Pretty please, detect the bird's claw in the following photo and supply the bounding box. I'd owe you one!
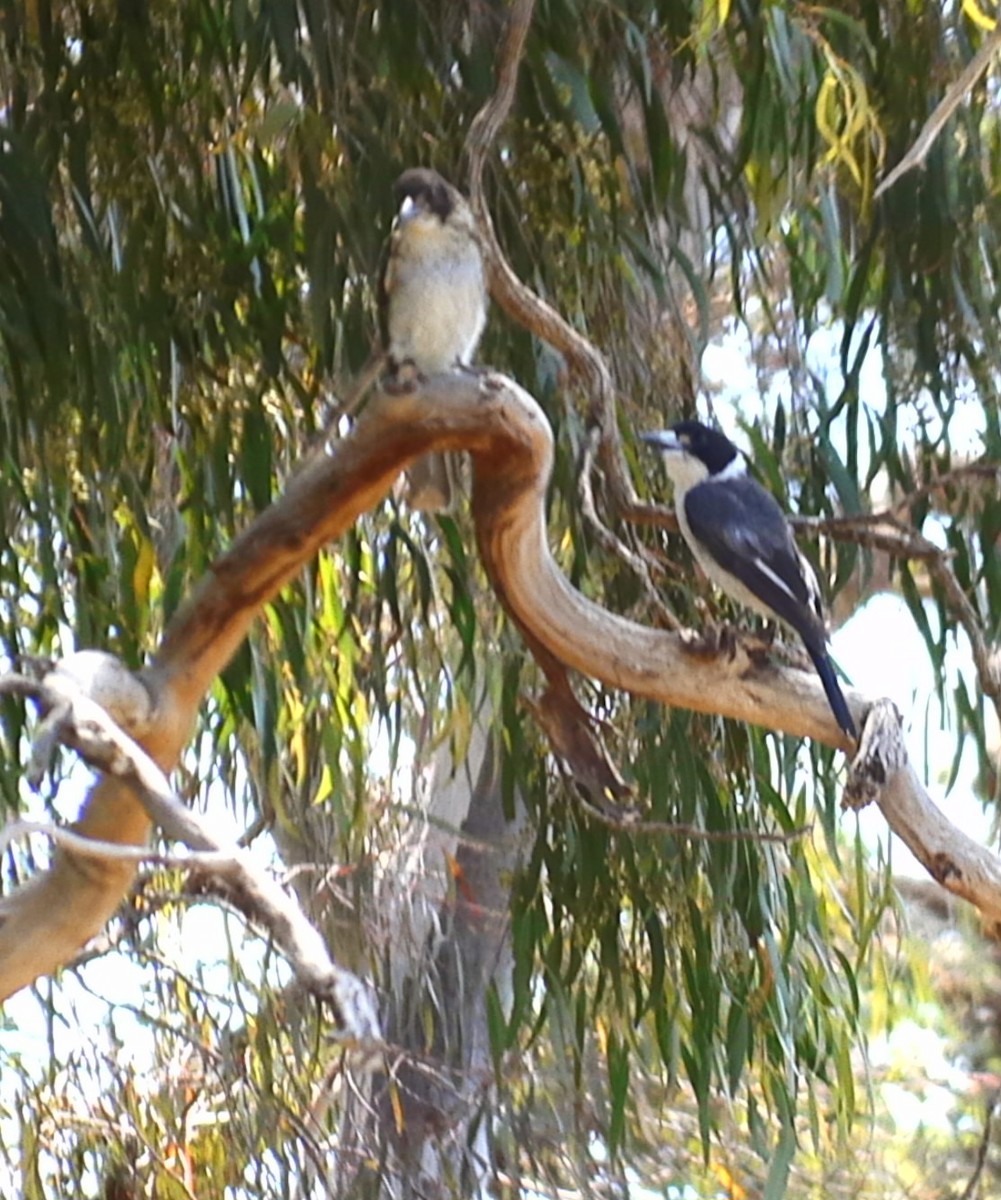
[382,360,424,394]
[681,623,739,660]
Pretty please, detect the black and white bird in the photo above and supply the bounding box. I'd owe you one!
[380,167,487,512]
[642,420,857,740]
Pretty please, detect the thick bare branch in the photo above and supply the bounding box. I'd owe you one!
[0,675,380,1040]
[2,371,999,997]
[846,700,1001,933]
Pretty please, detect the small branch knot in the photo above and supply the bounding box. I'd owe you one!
[843,699,904,811]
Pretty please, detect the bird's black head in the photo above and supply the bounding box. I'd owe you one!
[393,168,456,222]
[642,420,741,478]
[671,421,740,474]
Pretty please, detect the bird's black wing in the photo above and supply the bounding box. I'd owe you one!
[683,477,822,637]
[684,478,856,739]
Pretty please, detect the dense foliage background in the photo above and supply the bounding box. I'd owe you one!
[2,0,1001,1196]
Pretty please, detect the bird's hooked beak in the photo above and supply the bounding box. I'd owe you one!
[397,194,419,222]
[641,430,682,454]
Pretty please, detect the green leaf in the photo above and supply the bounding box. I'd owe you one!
[725,999,750,1094]
[763,1120,796,1200]
[606,1027,629,1156]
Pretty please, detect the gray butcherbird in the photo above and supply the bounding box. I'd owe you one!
[380,167,487,512]
[642,420,857,740]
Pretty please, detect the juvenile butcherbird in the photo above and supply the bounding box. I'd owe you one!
[380,168,487,512]
[643,420,857,740]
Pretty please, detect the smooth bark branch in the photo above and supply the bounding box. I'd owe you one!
[846,700,1001,931]
[0,677,380,1038]
[0,371,994,1001]
[466,380,865,744]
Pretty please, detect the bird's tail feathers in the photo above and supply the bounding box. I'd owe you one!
[805,644,857,741]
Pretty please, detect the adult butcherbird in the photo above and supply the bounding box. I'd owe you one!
[643,420,857,740]
[380,168,487,512]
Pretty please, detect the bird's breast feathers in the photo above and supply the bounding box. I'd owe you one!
[385,220,486,371]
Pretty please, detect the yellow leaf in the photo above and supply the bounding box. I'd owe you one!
[815,51,872,190]
[388,1080,405,1132]
[313,764,334,807]
[963,0,997,31]
[132,531,156,610]
[695,0,730,51]
[712,1161,748,1200]
[595,1016,609,1055]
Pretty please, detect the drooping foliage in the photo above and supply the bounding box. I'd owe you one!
[1,1,999,1196]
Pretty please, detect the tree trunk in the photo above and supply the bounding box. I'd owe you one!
[352,728,524,1198]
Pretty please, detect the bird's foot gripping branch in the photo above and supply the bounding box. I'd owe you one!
[642,421,857,740]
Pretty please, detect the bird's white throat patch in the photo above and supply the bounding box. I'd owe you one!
[714,455,746,482]
[661,446,745,495]
[659,450,708,494]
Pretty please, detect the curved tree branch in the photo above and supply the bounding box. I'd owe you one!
[846,700,1001,932]
[464,0,634,516]
[0,677,380,1039]
[1,372,998,1001]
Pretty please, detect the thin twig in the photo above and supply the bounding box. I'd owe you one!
[790,513,948,561]
[464,0,634,516]
[875,27,1001,200]
[463,0,669,650]
[573,792,812,844]
[626,499,947,561]
[887,461,1000,518]
[619,498,680,533]
[578,427,680,629]
[959,1089,1001,1200]
[924,556,1001,722]
[0,819,239,869]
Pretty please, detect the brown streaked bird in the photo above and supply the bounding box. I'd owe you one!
[380,167,487,512]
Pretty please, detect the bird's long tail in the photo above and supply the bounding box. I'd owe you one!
[804,643,857,740]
